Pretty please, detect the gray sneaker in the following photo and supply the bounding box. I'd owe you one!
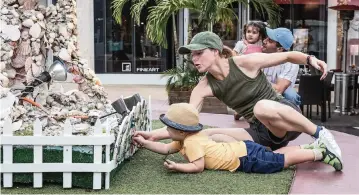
[318,127,342,159]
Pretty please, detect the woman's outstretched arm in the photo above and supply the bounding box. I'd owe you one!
[234,51,328,80]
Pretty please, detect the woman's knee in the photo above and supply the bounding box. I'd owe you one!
[253,100,279,119]
[255,100,300,121]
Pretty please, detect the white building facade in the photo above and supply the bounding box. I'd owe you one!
[66,0,358,85]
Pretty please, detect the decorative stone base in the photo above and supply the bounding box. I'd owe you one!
[168,90,228,114]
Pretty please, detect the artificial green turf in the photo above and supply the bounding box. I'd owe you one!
[1,120,294,194]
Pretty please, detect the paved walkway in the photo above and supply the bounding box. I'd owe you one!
[102,84,359,194]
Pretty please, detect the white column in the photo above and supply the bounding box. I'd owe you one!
[183,9,189,45]
[178,9,189,67]
[327,0,338,70]
[76,0,95,70]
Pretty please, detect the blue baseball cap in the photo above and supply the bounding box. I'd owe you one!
[265,27,294,50]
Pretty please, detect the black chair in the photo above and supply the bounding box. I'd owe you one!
[323,71,334,118]
[298,75,328,122]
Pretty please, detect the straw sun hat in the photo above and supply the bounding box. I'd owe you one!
[159,103,203,132]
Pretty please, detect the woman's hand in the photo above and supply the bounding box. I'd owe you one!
[309,56,328,80]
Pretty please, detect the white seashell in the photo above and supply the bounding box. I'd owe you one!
[29,23,41,38]
[58,48,71,62]
[10,9,19,18]
[49,37,54,43]
[67,22,74,30]
[12,55,27,69]
[0,24,20,41]
[31,62,42,77]
[36,12,44,20]
[23,0,37,10]
[9,50,13,58]
[31,15,37,21]
[0,20,7,30]
[10,18,19,26]
[0,73,10,87]
[17,39,31,55]
[58,24,69,39]
[49,32,56,38]
[21,29,29,39]
[22,19,34,28]
[31,41,40,55]
[32,85,39,97]
[74,123,90,132]
[1,53,10,61]
[35,54,42,62]
[1,8,9,15]
[25,67,33,84]
[67,41,76,54]
[0,62,6,72]
[12,120,23,132]
[37,21,45,29]
[18,0,25,6]
[5,68,16,79]
[53,46,60,52]
[25,57,32,71]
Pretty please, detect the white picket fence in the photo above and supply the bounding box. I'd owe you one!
[0,96,152,189]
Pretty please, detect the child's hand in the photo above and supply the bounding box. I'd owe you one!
[163,159,177,171]
[132,135,146,147]
[134,131,156,141]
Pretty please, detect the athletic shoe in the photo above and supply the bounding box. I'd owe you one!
[316,142,343,171]
[318,127,342,159]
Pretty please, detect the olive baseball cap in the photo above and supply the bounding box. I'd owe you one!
[178,31,223,54]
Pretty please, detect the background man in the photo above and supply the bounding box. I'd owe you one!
[262,27,301,106]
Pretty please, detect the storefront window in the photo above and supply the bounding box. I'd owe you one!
[133,2,168,73]
[93,0,172,74]
[250,0,328,61]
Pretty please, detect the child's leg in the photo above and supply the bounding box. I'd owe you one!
[274,146,301,154]
[283,149,321,168]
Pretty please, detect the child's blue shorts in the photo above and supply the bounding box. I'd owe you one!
[236,140,285,174]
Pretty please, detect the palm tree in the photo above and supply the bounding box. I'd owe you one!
[112,0,281,49]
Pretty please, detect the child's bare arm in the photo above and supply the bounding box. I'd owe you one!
[133,135,179,155]
[164,157,205,173]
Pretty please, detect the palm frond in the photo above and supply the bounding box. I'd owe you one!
[146,0,198,48]
[111,0,130,25]
[198,0,218,30]
[249,0,282,27]
[130,0,150,25]
[215,7,238,26]
[217,0,281,27]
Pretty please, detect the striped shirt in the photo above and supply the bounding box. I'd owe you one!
[263,62,299,88]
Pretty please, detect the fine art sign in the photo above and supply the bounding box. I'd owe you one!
[136,68,160,72]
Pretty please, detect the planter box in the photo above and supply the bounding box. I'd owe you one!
[168,90,228,114]
[0,97,152,189]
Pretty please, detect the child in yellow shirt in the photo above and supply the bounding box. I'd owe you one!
[133,103,342,173]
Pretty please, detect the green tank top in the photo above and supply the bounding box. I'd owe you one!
[206,58,282,122]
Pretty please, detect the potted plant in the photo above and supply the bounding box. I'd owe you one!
[162,58,228,114]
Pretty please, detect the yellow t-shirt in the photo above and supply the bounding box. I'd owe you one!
[169,132,247,172]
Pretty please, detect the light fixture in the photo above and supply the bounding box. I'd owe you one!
[21,58,68,97]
